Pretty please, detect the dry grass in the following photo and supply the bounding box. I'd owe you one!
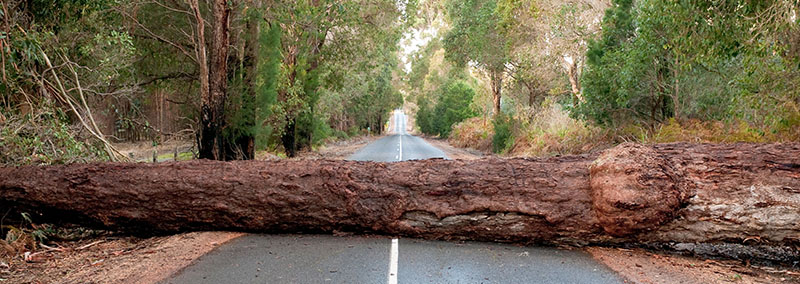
[448,117,494,152]
[447,103,800,158]
[629,116,800,144]
[509,104,613,157]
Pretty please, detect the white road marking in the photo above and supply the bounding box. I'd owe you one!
[388,238,398,284]
[395,110,404,162]
[398,135,403,161]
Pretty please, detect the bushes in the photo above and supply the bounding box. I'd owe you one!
[509,103,611,157]
[415,80,478,137]
[491,114,514,154]
[449,117,492,152]
[0,108,108,165]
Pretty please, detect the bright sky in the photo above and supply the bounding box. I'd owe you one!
[399,27,436,73]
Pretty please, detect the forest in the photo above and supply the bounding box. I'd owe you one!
[1,0,408,163]
[1,0,798,164]
[1,1,800,282]
[410,0,799,156]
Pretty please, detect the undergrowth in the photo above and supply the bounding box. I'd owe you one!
[0,107,108,166]
[448,102,800,157]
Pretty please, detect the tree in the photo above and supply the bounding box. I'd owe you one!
[194,0,233,160]
[4,142,800,264]
[263,0,408,156]
[443,0,508,116]
[579,0,799,130]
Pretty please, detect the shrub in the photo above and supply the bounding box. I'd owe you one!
[492,114,514,154]
[0,108,108,166]
[449,117,492,152]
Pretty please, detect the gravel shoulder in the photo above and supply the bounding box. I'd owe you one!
[4,232,243,283]
[587,247,800,284]
[420,136,485,160]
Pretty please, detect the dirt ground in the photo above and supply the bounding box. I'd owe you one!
[114,140,194,162]
[2,232,242,284]
[423,136,486,160]
[295,135,383,160]
[587,247,800,284]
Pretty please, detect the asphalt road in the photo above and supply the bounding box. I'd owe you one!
[349,110,447,162]
[165,110,625,284]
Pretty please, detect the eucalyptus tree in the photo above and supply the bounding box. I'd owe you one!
[262,0,410,156]
[580,0,799,129]
[496,0,607,106]
[443,0,509,116]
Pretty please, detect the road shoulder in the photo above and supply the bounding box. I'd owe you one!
[587,247,800,283]
[5,232,243,283]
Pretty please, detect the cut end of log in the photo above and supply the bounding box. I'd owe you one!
[590,143,689,237]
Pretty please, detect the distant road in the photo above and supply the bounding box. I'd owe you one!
[349,110,447,162]
[165,110,624,284]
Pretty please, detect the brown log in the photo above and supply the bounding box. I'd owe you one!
[0,143,798,248]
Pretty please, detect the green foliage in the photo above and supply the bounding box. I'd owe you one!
[415,96,435,135]
[492,114,514,154]
[578,0,800,134]
[0,108,108,165]
[416,80,478,137]
[443,0,507,72]
[225,20,281,154]
[253,23,282,149]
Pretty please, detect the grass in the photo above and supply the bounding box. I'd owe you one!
[155,151,195,161]
[446,102,800,158]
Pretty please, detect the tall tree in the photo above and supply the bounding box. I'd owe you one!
[196,0,233,160]
[443,0,508,115]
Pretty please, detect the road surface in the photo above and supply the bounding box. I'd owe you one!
[349,110,446,162]
[165,110,624,284]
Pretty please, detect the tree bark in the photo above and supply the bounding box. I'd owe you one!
[1,143,798,247]
[198,0,232,160]
[490,69,503,116]
[566,59,583,102]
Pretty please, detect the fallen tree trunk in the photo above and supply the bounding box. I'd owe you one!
[0,143,798,248]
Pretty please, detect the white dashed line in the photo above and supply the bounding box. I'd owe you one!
[388,238,398,284]
[398,135,403,161]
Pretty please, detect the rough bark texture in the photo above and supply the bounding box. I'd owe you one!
[198,0,231,160]
[1,143,798,248]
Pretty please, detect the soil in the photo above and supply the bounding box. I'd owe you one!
[587,247,800,284]
[2,232,242,284]
[422,137,485,160]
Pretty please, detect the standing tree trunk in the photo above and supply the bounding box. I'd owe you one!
[281,118,297,157]
[198,0,232,160]
[490,69,503,116]
[672,56,680,119]
[566,59,583,102]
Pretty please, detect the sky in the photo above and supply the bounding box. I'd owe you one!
[399,26,436,73]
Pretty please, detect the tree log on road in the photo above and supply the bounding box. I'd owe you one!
[1,143,798,248]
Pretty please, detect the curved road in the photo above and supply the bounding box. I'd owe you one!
[164,110,624,284]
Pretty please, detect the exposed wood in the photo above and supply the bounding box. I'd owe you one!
[0,143,798,248]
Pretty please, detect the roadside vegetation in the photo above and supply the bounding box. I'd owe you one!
[0,0,411,165]
[407,0,800,156]
[0,0,414,274]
